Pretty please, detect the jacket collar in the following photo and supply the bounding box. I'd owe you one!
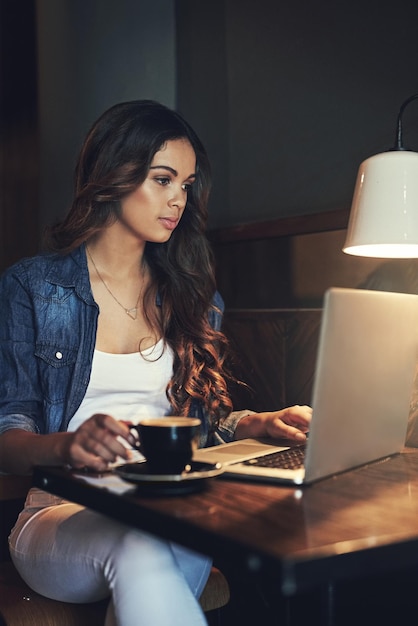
[45,244,95,305]
[44,243,162,307]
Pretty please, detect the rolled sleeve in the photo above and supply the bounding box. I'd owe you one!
[0,414,39,435]
[213,409,256,444]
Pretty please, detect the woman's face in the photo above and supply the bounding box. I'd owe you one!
[118,138,197,243]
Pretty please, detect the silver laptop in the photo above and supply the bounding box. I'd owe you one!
[194,288,418,485]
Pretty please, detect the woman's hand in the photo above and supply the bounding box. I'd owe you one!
[62,414,136,472]
[234,405,312,442]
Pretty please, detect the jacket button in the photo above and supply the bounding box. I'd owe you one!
[55,351,63,360]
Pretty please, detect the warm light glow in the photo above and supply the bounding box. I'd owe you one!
[343,243,418,258]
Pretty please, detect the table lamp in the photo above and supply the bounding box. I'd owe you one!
[343,93,418,258]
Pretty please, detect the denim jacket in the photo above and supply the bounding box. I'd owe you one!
[0,244,247,447]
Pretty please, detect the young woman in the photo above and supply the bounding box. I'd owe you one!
[0,100,311,626]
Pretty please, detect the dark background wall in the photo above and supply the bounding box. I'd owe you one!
[36,0,176,232]
[1,0,177,271]
[176,0,418,228]
[0,0,39,270]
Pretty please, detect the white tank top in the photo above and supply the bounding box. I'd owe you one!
[68,339,173,431]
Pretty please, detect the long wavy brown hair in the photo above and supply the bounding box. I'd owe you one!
[44,100,234,429]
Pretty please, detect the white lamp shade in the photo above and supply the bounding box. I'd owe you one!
[343,151,418,258]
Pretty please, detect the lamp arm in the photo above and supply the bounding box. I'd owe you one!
[394,93,418,151]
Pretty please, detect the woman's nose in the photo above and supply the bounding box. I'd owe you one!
[168,186,187,210]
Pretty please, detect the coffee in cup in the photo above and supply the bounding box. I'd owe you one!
[131,417,201,475]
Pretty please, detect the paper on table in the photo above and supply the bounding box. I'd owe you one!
[74,471,136,495]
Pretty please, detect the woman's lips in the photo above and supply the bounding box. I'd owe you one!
[159,217,178,231]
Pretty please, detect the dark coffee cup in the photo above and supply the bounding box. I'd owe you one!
[131,417,201,475]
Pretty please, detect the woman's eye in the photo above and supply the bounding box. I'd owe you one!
[155,177,170,186]
[182,183,193,192]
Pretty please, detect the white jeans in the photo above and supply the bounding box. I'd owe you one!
[9,490,211,626]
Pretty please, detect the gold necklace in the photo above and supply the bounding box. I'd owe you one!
[87,247,145,320]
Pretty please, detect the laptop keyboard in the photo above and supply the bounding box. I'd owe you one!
[243,445,306,470]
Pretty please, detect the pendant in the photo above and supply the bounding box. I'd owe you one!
[126,307,138,320]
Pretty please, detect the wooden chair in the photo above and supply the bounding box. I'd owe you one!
[0,475,230,625]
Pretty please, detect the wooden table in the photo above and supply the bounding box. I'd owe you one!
[32,447,418,601]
